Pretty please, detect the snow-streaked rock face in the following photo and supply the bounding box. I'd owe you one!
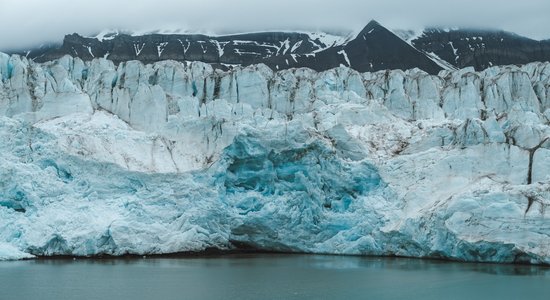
[1,53,550,264]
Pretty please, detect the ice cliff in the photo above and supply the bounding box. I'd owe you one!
[1,52,550,264]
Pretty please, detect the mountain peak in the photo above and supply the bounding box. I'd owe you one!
[365,20,382,28]
[363,20,384,31]
[354,20,393,40]
[4,21,549,75]
[341,20,442,74]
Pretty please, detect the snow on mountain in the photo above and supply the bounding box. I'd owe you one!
[1,52,550,263]
[93,29,121,42]
[6,21,550,76]
[7,21,445,74]
[41,29,351,71]
[392,28,425,44]
[411,28,550,71]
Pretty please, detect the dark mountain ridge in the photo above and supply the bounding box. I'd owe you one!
[4,20,550,74]
[412,28,550,70]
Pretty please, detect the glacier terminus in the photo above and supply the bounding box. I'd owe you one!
[1,52,550,264]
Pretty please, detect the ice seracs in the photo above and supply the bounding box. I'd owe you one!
[1,52,550,264]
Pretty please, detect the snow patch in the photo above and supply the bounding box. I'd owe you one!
[211,40,229,57]
[197,41,208,54]
[157,42,169,57]
[133,43,146,56]
[337,50,351,67]
[234,49,261,56]
[392,28,425,44]
[94,29,119,42]
[177,39,191,54]
[279,39,291,55]
[85,46,94,58]
[426,52,458,71]
[448,41,458,56]
[308,32,351,53]
[291,41,303,53]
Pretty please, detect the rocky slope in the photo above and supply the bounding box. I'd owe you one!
[1,52,550,264]
[3,21,443,74]
[7,21,550,75]
[410,28,550,71]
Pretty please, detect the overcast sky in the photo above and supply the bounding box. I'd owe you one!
[1,0,549,49]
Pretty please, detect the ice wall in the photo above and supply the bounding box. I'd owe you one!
[1,53,550,264]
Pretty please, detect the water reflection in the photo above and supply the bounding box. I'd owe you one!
[1,254,549,300]
[17,254,550,276]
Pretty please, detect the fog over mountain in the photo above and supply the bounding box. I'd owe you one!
[1,0,549,49]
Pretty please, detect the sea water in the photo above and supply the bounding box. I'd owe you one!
[0,254,549,300]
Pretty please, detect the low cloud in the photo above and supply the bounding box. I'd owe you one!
[1,0,549,50]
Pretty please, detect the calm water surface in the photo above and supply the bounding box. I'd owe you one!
[1,254,549,300]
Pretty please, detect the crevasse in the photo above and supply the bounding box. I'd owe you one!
[0,53,549,264]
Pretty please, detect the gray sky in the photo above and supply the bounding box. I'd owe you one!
[1,0,549,49]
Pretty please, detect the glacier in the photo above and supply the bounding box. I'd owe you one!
[1,52,550,264]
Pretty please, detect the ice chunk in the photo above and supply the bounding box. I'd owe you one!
[0,243,34,261]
